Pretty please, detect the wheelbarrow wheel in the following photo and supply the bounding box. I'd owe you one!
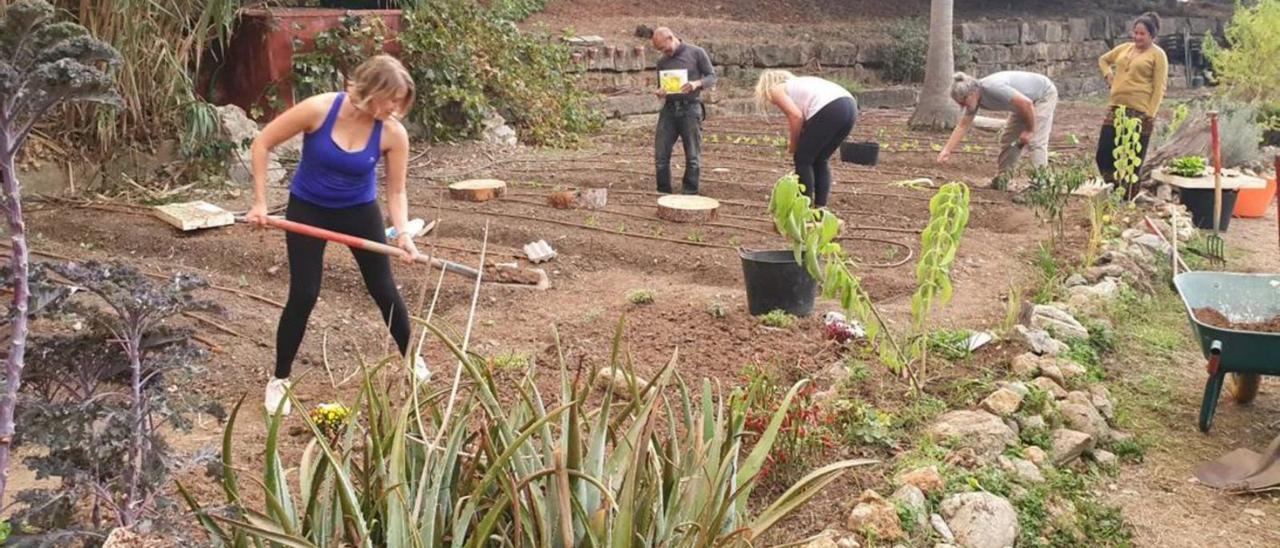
[1199,369,1227,433]
[1228,373,1262,404]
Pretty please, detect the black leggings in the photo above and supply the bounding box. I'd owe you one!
[794,97,856,207]
[275,195,411,378]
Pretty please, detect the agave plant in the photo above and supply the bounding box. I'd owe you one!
[182,316,874,547]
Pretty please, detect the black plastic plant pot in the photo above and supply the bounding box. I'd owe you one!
[840,142,880,166]
[1179,188,1239,231]
[739,249,818,317]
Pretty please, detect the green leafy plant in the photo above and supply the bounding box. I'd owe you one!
[707,301,728,319]
[1112,106,1145,191]
[927,330,973,361]
[395,0,601,145]
[1203,0,1280,103]
[880,18,971,83]
[1027,162,1090,240]
[489,351,532,371]
[768,174,970,387]
[759,309,797,329]
[0,0,123,512]
[1167,155,1207,177]
[291,14,390,101]
[626,288,655,305]
[829,399,900,450]
[184,318,875,546]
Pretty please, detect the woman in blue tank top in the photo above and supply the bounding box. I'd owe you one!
[246,55,425,415]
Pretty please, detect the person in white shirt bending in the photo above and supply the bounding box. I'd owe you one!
[755,70,858,208]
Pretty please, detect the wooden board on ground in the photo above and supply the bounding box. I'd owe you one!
[449,179,507,202]
[154,200,235,231]
[656,194,719,223]
[1153,167,1267,190]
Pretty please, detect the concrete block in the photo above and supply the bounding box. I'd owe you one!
[820,42,860,66]
[704,42,753,67]
[1023,21,1066,43]
[1011,43,1050,63]
[857,43,888,66]
[1067,18,1090,42]
[1073,40,1110,62]
[972,45,1012,65]
[753,44,804,67]
[967,22,1023,45]
[855,87,919,110]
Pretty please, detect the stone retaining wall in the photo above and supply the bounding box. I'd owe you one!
[572,14,1226,117]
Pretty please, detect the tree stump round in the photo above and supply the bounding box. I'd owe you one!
[656,195,720,223]
[449,179,506,202]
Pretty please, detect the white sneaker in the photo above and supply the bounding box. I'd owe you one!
[265,377,292,416]
[413,354,431,383]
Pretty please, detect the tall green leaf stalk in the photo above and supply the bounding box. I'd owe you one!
[183,316,874,546]
[1113,106,1145,193]
[767,174,971,389]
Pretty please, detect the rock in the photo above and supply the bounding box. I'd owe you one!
[1051,429,1095,466]
[804,532,839,548]
[926,411,1018,461]
[753,43,804,67]
[1060,392,1111,442]
[1085,264,1129,283]
[1004,417,1020,436]
[1090,449,1118,467]
[959,21,1023,45]
[847,489,904,541]
[564,35,606,47]
[997,380,1029,398]
[1065,274,1089,287]
[633,25,654,39]
[940,492,1019,548]
[479,109,518,147]
[981,387,1024,417]
[216,104,285,187]
[599,94,661,118]
[1132,233,1172,255]
[836,537,861,548]
[1068,278,1120,303]
[892,484,929,530]
[1039,362,1065,385]
[1109,429,1134,444]
[1025,446,1049,466]
[103,527,146,548]
[1016,325,1069,356]
[931,513,955,542]
[898,465,945,495]
[1018,414,1047,431]
[1010,352,1042,377]
[1000,455,1046,483]
[1030,305,1090,340]
[1058,359,1088,380]
[1032,376,1069,400]
[1089,385,1115,421]
[595,367,648,398]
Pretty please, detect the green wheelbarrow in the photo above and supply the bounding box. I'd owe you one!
[1174,271,1278,433]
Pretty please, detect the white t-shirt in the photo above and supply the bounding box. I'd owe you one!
[784,77,853,120]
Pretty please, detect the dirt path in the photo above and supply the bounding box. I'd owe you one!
[1101,205,1280,547]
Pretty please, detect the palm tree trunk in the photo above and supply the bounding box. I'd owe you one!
[909,0,961,129]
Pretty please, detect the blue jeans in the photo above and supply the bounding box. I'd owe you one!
[655,100,703,194]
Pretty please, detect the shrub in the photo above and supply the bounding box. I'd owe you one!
[626,288,655,305]
[880,18,971,83]
[1203,0,1280,103]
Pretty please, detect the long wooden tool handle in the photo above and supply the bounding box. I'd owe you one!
[1210,111,1222,234]
[261,217,481,278]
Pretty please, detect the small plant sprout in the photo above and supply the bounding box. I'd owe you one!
[686,230,705,243]
[490,351,532,371]
[627,289,655,305]
[759,309,796,329]
[707,301,728,319]
[1066,133,1080,146]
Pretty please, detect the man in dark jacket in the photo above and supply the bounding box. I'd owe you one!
[652,27,716,195]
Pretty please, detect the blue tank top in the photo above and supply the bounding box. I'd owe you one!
[290,93,383,208]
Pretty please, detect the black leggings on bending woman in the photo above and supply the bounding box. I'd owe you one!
[275,195,411,378]
[794,97,857,207]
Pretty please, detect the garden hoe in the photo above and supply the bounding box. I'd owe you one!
[152,201,548,289]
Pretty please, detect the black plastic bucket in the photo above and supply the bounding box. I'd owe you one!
[739,249,818,317]
[1179,188,1239,231]
[840,142,880,166]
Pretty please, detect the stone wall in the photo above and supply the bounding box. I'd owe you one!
[569,13,1228,117]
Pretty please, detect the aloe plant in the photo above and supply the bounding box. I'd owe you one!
[183,316,874,546]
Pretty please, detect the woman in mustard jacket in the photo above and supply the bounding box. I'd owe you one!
[1096,11,1169,197]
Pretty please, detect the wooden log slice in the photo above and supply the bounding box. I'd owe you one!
[449,179,507,202]
[656,195,719,223]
